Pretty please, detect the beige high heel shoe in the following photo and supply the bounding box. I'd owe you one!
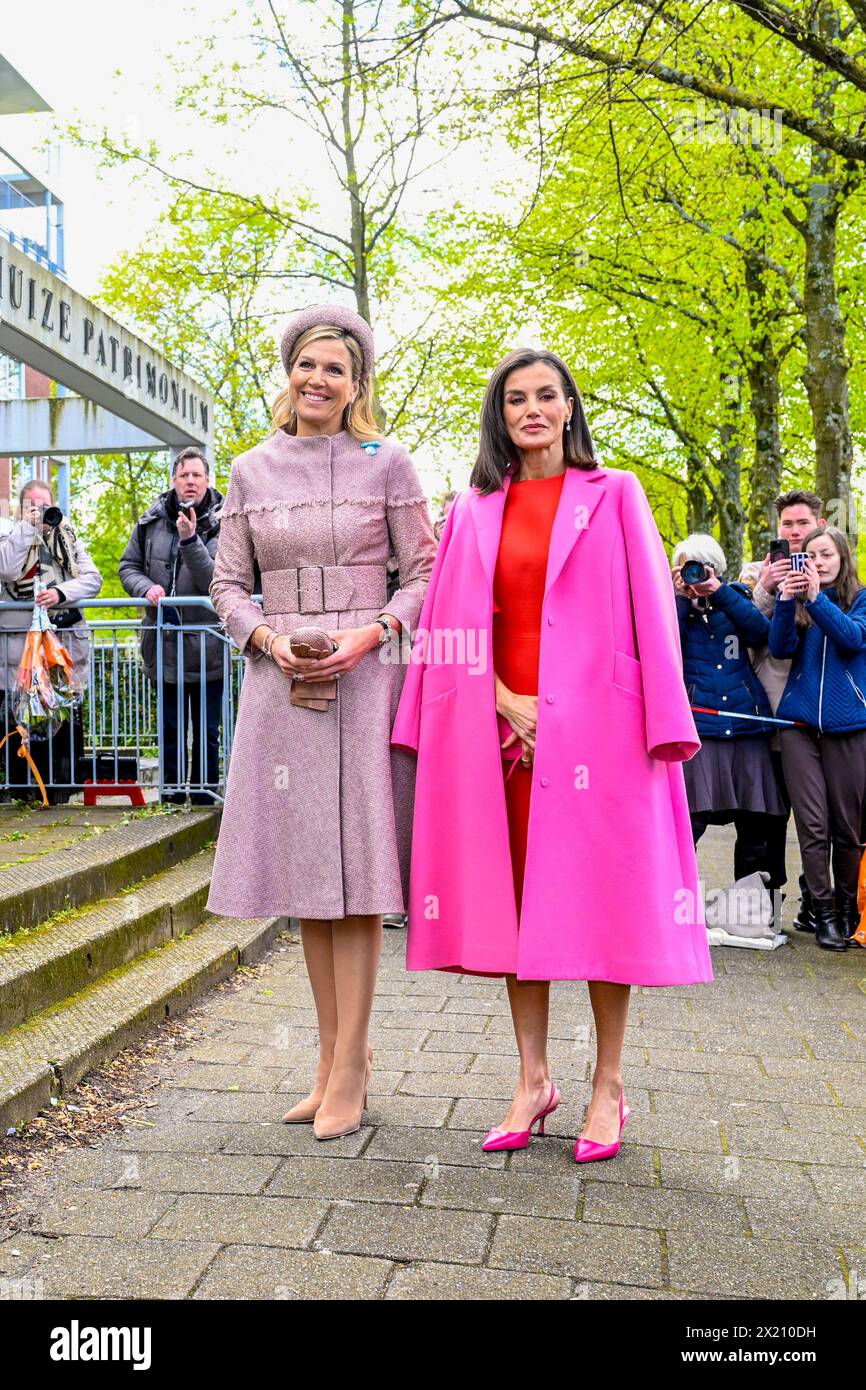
[313,1050,373,1141]
[281,1045,372,1125]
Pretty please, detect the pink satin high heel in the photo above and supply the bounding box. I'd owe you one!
[573,1087,632,1163]
[481,1082,561,1152]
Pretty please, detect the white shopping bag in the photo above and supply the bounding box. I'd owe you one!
[704,871,787,950]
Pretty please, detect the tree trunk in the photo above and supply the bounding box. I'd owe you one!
[801,3,853,533]
[743,257,784,562]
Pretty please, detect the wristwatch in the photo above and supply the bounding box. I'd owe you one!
[373,616,394,646]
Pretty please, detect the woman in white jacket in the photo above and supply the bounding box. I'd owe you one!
[0,479,102,802]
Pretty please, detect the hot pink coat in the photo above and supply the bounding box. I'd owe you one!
[391,464,714,986]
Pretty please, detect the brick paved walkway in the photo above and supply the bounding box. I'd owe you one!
[1,825,864,1300]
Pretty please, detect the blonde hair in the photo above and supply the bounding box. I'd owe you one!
[272,325,380,441]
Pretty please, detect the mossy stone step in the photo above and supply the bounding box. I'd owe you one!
[0,850,215,1032]
[0,810,219,936]
[0,912,283,1133]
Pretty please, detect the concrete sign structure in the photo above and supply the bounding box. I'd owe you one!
[0,231,214,458]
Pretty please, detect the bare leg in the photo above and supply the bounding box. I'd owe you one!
[491,976,554,1132]
[314,913,382,1137]
[281,917,338,1122]
[580,981,631,1144]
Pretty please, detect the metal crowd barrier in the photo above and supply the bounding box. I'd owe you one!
[0,595,259,805]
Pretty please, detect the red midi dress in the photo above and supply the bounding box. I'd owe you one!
[492,470,566,920]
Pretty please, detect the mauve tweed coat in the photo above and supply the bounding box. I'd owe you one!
[205,427,437,919]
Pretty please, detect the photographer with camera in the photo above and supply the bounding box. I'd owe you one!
[0,479,102,803]
[673,534,788,926]
[119,447,224,804]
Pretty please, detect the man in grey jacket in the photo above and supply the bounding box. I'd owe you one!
[119,448,224,804]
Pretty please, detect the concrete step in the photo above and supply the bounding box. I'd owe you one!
[0,808,219,936]
[0,911,283,1132]
[0,850,215,1033]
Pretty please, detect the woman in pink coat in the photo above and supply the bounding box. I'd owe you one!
[391,348,713,1163]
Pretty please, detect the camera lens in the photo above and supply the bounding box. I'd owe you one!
[42,506,63,527]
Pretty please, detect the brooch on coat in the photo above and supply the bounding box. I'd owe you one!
[360,440,382,455]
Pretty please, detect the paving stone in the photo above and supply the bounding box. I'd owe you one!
[361,1095,452,1127]
[744,1198,866,1245]
[781,1103,866,1133]
[581,1183,744,1234]
[52,1149,281,1195]
[0,1234,220,1299]
[379,1012,489,1033]
[380,1049,474,1074]
[192,1245,392,1299]
[180,1091,313,1123]
[728,1127,864,1166]
[101,1120,235,1154]
[221,1121,372,1159]
[645,1049,761,1076]
[706,1075,839,1106]
[658,1151,816,1200]
[805,1164,866,1204]
[148,1193,325,1247]
[165,1064,287,1092]
[467,1052,590,1078]
[266,1156,424,1205]
[419,1164,581,1219]
[363,1126,507,1169]
[488,1214,663,1285]
[648,1092,786,1129]
[187,1041,254,1065]
[622,1113,726,1155]
[386,1264,572,1299]
[507,1138,659,1186]
[28,1186,177,1239]
[318,1203,492,1263]
[666,1230,844,1298]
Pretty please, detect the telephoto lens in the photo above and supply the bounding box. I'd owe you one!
[680,559,709,586]
[42,506,63,527]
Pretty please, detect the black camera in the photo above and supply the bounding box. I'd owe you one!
[40,505,63,527]
[681,559,710,586]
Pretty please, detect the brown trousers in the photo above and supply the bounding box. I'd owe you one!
[779,726,866,900]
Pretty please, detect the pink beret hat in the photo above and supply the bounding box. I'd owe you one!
[279,303,375,386]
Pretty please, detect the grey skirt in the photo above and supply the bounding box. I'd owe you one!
[684,735,788,817]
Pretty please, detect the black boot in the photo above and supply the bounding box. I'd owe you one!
[834,886,861,941]
[813,897,848,951]
[793,873,816,933]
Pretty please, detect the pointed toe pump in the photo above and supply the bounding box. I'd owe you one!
[573,1087,631,1163]
[313,1052,373,1142]
[283,1046,373,1125]
[480,1082,561,1152]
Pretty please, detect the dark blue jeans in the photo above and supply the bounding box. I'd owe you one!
[161,679,223,802]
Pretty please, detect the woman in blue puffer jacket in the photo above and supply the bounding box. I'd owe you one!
[768,526,866,951]
[674,534,788,923]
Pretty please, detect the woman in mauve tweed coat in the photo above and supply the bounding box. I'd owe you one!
[207,304,436,1141]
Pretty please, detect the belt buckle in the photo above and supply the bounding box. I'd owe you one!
[296,565,324,614]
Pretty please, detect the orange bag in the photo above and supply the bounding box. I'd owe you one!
[854,848,866,946]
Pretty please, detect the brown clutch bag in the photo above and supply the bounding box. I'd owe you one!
[288,626,339,710]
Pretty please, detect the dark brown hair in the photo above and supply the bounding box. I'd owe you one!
[469,349,597,495]
[792,526,862,629]
[172,446,209,476]
[775,489,823,519]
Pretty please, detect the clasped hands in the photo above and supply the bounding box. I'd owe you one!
[496,674,537,766]
[260,623,384,681]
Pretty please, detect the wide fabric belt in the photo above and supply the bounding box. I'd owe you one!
[261,564,389,615]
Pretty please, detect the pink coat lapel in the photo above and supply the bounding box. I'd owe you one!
[467,465,607,601]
